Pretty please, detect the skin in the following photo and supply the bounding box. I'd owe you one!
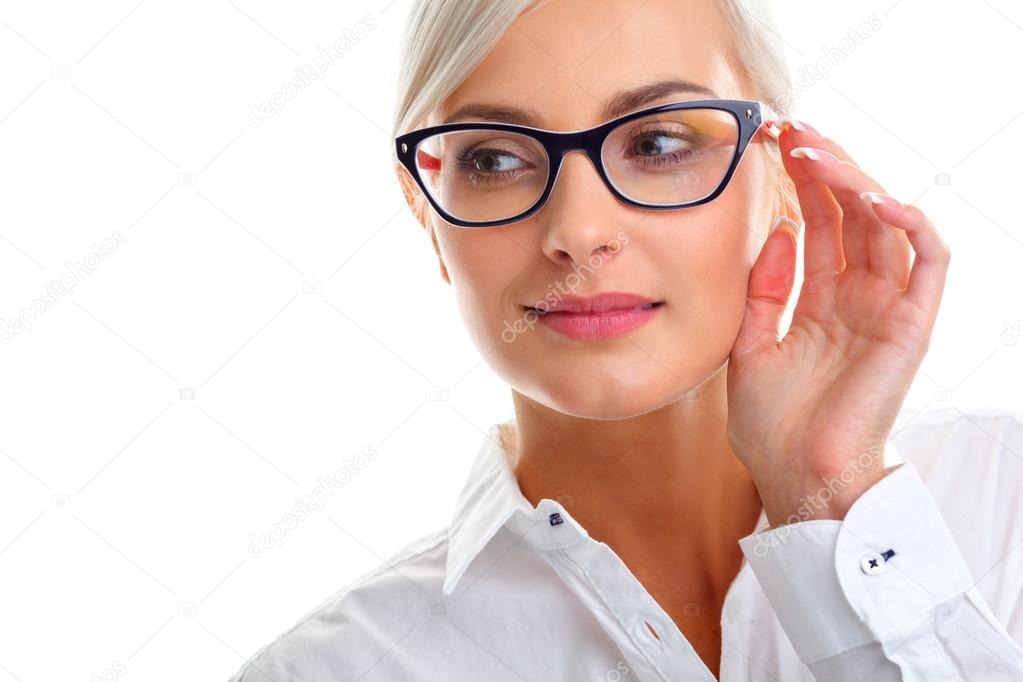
[396,0,950,676]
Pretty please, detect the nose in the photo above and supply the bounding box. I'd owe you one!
[538,150,628,267]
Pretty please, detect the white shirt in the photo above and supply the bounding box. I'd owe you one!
[228,405,1023,681]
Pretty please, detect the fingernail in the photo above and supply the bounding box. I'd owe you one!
[771,215,800,235]
[771,216,800,246]
[778,117,817,134]
[790,147,822,161]
[860,191,899,206]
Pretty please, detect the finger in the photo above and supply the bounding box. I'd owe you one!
[776,127,844,281]
[789,145,873,273]
[861,193,951,314]
[788,146,913,287]
[776,118,861,169]
[778,122,908,282]
[781,122,912,282]
[732,216,800,358]
[782,127,872,272]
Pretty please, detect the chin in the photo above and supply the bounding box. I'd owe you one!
[524,371,687,421]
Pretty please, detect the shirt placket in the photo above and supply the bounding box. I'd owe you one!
[512,499,718,682]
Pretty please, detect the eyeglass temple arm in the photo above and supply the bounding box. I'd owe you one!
[758,101,783,140]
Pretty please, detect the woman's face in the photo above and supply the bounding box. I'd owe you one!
[413,0,781,419]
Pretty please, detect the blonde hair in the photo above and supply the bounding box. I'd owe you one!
[391,0,797,221]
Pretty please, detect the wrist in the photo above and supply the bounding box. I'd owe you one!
[758,463,892,529]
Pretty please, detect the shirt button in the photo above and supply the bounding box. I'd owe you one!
[723,597,738,624]
[860,551,885,575]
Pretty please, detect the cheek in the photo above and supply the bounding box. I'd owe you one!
[655,201,758,305]
[437,228,525,344]
[640,196,762,366]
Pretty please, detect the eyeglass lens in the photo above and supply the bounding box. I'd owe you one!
[414,107,740,224]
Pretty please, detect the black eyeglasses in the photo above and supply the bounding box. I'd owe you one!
[395,98,779,229]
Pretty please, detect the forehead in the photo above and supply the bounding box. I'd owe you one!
[435,0,745,131]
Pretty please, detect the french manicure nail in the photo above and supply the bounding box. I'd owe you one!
[779,117,817,134]
[790,147,821,161]
[778,117,807,132]
[860,191,898,205]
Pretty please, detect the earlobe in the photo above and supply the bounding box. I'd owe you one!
[438,253,450,285]
[396,165,429,229]
[427,217,451,285]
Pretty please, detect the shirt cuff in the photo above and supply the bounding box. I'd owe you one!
[737,460,975,664]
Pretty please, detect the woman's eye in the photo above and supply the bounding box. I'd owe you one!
[632,133,690,157]
[466,149,526,173]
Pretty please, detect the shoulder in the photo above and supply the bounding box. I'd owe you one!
[228,526,449,682]
[892,404,1023,623]
[892,403,1023,481]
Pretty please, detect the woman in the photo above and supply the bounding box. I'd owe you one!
[230,0,1023,679]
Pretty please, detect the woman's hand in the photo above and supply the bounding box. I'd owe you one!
[725,119,951,529]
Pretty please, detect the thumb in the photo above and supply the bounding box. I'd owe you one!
[731,216,800,359]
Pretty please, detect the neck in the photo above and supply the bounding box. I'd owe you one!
[506,364,763,588]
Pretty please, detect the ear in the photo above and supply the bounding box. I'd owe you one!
[396,164,450,285]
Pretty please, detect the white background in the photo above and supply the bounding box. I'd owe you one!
[1,1,1022,680]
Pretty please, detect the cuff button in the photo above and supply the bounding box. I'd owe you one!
[860,551,886,575]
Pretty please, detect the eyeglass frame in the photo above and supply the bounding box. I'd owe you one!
[394,98,781,229]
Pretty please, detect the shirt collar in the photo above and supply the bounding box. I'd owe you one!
[443,421,534,598]
[442,422,906,598]
[886,430,908,467]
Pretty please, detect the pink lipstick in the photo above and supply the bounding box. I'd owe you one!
[525,292,664,341]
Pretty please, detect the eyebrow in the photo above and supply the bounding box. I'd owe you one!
[442,78,720,127]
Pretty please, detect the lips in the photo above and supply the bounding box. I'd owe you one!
[524,292,664,315]
[523,292,666,341]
